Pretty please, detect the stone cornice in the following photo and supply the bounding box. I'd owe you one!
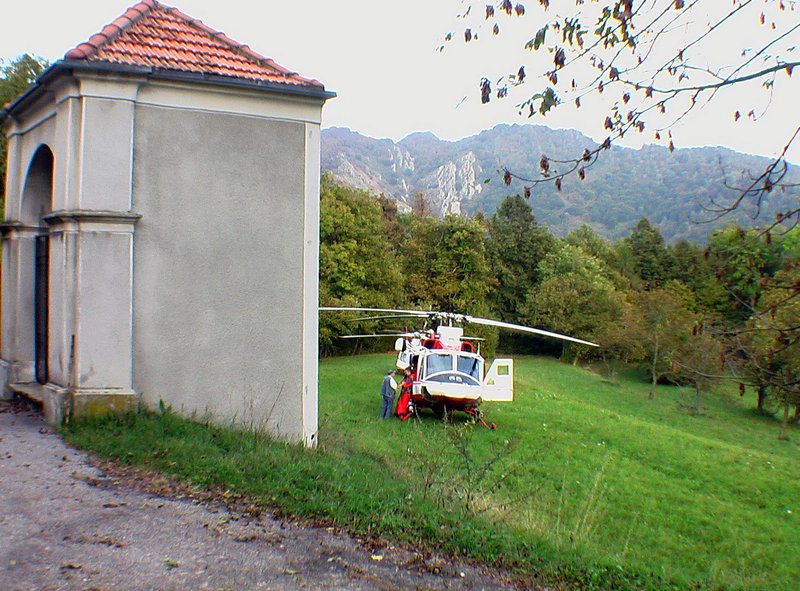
[43,210,142,226]
[0,221,42,236]
[1,59,333,125]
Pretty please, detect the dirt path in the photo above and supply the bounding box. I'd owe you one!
[0,399,524,591]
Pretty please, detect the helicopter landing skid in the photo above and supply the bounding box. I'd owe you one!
[464,407,496,430]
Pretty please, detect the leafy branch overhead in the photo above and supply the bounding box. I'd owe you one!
[445,1,800,212]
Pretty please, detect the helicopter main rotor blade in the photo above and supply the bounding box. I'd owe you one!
[464,316,599,347]
[320,307,431,317]
[340,333,415,339]
[346,314,425,322]
[320,306,597,347]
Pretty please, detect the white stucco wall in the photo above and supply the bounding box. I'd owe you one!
[131,96,320,442]
[2,69,324,443]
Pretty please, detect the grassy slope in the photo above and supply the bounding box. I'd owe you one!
[64,354,798,590]
[319,354,799,590]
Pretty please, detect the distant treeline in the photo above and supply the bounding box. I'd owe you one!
[319,175,800,437]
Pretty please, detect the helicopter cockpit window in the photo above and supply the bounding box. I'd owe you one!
[457,355,482,380]
[426,353,453,376]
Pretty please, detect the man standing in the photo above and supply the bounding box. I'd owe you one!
[380,370,397,419]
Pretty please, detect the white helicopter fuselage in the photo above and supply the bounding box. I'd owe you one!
[320,305,598,422]
[394,325,514,409]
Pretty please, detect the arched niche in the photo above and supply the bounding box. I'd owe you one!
[20,145,55,226]
[19,144,54,384]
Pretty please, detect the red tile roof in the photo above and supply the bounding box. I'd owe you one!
[65,0,325,91]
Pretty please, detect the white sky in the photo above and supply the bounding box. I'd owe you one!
[2,0,798,163]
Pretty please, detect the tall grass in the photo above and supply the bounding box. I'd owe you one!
[64,354,799,590]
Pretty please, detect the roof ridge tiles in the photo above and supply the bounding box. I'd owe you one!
[60,0,327,91]
[66,0,158,60]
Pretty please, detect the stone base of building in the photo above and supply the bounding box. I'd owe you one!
[6,380,138,425]
[70,389,139,419]
[0,359,10,400]
[8,382,68,424]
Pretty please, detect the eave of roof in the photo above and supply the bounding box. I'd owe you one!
[1,0,334,123]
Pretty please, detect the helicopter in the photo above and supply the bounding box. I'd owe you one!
[320,307,598,427]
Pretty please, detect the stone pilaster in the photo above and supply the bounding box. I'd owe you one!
[0,222,43,388]
[44,210,141,418]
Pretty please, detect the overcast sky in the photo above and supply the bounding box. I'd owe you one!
[2,0,798,163]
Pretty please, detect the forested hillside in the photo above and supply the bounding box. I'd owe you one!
[321,124,800,243]
[320,176,800,438]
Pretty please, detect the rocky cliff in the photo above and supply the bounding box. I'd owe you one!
[321,124,799,243]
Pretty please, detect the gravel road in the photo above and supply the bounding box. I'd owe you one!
[0,399,524,591]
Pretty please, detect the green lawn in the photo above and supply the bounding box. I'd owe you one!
[65,354,799,590]
[319,354,799,590]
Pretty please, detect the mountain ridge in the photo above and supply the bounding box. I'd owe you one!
[321,124,799,243]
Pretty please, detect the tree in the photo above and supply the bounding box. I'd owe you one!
[564,224,612,263]
[449,2,799,222]
[593,294,646,382]
[636,286,693,399]
[0,54,48,207]
[706,223,786,323]
[671,320,725,414]
[318,176,404,354]
[703,224,800,431]
[668,239,706,287]
[737,271,800,438]
[523,241,622,360]
[626,218,672,288]
[665,238,726,313]
[565,224,632,289]
[486,194,555,321]
[606,238,639,287]
[398,211,492,313]
[399,211,499,355]
[411,192,433,217]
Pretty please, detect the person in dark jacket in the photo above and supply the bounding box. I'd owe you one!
[380,370,397,419]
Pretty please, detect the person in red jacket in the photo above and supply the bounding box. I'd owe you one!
[395,368,414,421]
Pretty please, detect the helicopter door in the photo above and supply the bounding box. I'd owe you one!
[481,359,514,402]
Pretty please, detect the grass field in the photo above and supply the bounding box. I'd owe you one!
[319,354,799,590]
[65,354,799,590]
